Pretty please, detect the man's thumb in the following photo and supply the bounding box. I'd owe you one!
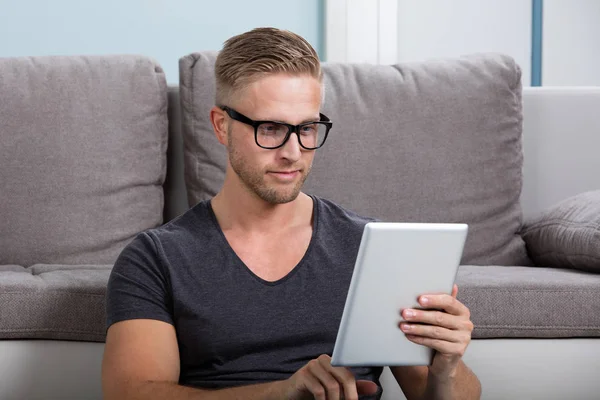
[356,380,378,395]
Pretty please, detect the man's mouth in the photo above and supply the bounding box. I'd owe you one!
[268,170,301,179]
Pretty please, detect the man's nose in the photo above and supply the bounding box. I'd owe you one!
[278,131,302,161]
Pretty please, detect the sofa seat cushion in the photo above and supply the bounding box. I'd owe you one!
[457,265,600,338]
[4,263,597,341]
[179,51,530,266]
[0,265,110,342]
[0,55,168,267]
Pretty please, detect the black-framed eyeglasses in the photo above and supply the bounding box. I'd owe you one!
[219,106,332,150]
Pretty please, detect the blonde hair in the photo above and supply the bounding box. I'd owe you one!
[215,27,322,106]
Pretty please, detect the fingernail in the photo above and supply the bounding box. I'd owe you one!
[404,310,415,318]
[402,324,412,331]
[421,297,429,305]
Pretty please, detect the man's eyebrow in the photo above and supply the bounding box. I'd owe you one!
[301,116,321,124]
[267,115,321,124]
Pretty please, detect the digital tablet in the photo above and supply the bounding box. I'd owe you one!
[331,222,468,367]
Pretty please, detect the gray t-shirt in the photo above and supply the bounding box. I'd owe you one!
[106,195,384,398]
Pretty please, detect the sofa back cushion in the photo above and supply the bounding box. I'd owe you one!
[0,55,168,267]
[179,52,530,266]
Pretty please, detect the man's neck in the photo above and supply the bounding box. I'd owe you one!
[211,180,312,235]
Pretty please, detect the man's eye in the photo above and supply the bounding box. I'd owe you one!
[259,123,277,133]
[259,123,286,136]
[301,125,317,135]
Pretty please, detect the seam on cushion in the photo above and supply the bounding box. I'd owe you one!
[475,325,600,330]
[529,250,600,261]
[523,219,600,232]
[473,334,599,339]
[508,54,521,92]
[189,52,201,69]
[191,53,199,204]
[181,74,192,205]
[0,328,103,333]
[509,53,525,224]
[531,218,600,228]
[0,291,105,296]
[27,267,112,274]
[462,289,600,293]
[179,54,195,207]
[155,60,169,201]
[525,222,600,232]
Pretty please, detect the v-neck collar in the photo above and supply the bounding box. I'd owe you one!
[206,195,319,286]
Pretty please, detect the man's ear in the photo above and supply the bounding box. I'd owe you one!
[210,106,228,146]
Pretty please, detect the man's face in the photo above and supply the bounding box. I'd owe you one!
[226,73,322,204]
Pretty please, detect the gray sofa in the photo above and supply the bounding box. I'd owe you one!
[1,53,599,400]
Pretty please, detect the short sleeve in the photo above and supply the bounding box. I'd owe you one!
[106,231,174,330]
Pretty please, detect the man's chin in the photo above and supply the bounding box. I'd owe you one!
[267,192,301,205]
[257,186,303,205]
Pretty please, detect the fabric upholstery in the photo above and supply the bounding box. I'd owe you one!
[179,52,530,266]
[0,55,168,267]
[521,190,600,273]
[457,265,600,338]
[179,51,224,208]
[2,262,597,341]
[164,86,190,222]
[0,264,111,341]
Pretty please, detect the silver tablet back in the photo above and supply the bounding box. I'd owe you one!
[331,222,468,367]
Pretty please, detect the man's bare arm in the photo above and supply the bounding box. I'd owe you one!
[390,285,481,400]
[106,379,288,400]
[102,320,376,400]
[392,361,481,400]
[102,319,290,400]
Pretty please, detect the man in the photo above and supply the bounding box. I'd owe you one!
[102,27,481,400]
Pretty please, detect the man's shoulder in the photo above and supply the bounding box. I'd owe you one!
[313,195,378,227]
[113,200,214,272]
[147,200,211,240]
[311,195,376,254]
[121,200,214,260]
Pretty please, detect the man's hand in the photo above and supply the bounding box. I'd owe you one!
[281,354,378,400]
[399,284,474,379]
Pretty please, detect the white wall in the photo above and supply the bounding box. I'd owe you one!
[543,0,600,86]
[395,0,532,85]
[325,0,533,85]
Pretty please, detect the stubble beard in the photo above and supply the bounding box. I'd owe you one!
[227,137,311,205]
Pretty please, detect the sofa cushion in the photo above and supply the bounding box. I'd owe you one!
[0,265,110,341]
[179,52,530,266]
[0,55,168,267]
[457,265,600,338]
[521,190,600,273]
[3,264,597,341]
